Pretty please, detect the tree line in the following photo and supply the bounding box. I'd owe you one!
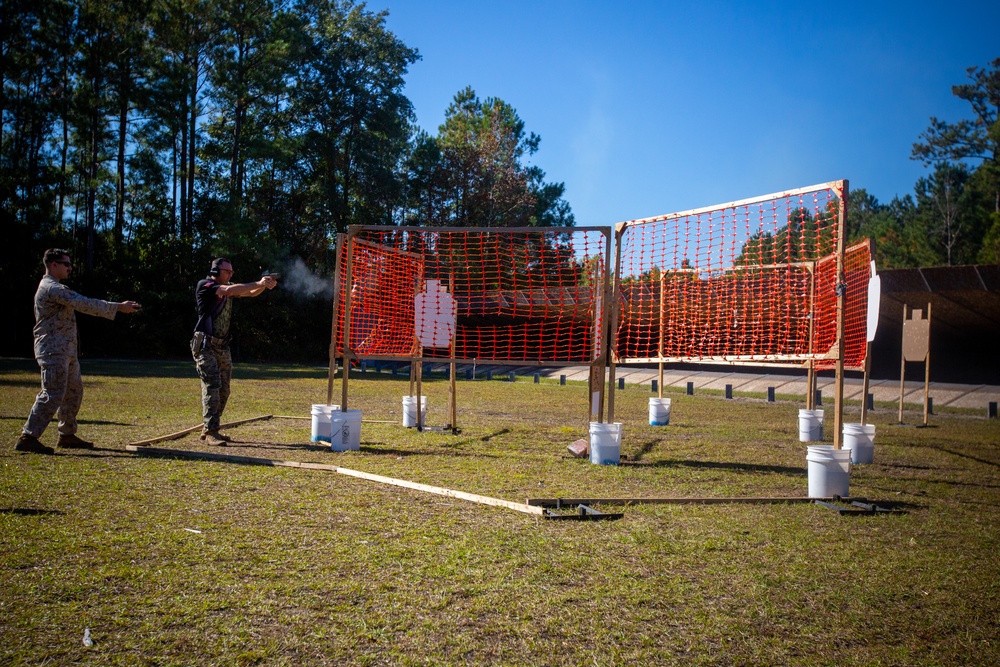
[2,1,996,362]
[1,0,572,361]
[849,59,1000,268]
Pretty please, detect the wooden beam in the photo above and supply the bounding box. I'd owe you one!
[125,446,546,517]
[350,223,611,235]
[614,180,846,230]
[126,415,273,447]
[526,496,868,507]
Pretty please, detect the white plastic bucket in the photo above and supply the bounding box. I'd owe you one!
[806,445,851,498]
[649,397,671,426]
[329,409,362,452]
[402,395,428,428]
[310,404,339,442]
[798,408,825,442]
[589,422,623,465]
[842,423,876,464]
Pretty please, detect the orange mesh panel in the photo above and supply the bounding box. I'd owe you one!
[813,240,871,370]
[615,183,861,365]
[336,239,424,356]
[336,228,608,363]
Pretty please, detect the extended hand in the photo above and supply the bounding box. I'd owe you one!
[118,300,142,314]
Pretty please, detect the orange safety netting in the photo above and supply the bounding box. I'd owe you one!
[614,182,870,369]
[813,240,872,370]
[336,228,609,364]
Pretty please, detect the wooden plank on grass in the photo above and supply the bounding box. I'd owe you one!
[526,496,868,507]
[125,445,546,517]
[126,415,274,447]
[333,466,545,515]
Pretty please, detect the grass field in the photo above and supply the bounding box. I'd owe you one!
[2,358,998,666]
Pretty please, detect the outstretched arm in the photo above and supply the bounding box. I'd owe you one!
[217,276,276,298]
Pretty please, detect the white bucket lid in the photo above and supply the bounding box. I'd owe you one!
[806,445,851,461]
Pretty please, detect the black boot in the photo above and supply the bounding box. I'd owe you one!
[14,434,54,455]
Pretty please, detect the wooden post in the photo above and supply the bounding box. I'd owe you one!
[340,229,357,412]
[606,225,624,424]
[860,352,871,426]
[806,257,817,411]
[408,356,415,396]
[898,304,907,424]
[658,272,666,399]
[832,179,849,450]
[449,274,457,433]
[449,360,457,432]
[327,233,345,405]
[806,364,815,410]
[415,348,424,430]
[590,225,614,424]
[923,302,932,426]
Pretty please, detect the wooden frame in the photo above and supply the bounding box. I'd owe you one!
[332,225,613,431]
[608,180,851,447]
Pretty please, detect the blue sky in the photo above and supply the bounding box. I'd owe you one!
[365,1,999,228]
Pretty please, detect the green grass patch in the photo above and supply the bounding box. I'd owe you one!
[2,359,998,665]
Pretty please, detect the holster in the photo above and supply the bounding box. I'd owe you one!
[190,331,206,356]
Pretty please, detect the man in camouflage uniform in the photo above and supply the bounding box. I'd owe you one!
[193,258,276,446]
[15,249,142,454]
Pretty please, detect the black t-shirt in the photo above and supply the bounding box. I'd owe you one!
[194,278,232,339]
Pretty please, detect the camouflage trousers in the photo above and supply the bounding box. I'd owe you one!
[193,343,233,431]
[23,354,83,438]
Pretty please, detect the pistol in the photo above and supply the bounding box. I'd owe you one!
[262,271,281,280]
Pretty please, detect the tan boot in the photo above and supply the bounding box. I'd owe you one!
[201,430,228,447]
[200,429,232,442]
[57,433,94,449]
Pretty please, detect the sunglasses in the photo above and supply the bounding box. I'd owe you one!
[53,260,73,267]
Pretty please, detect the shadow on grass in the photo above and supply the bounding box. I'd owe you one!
[227,441,332,453]
[80,418,134,426]
[360,444,503,459]
[1,358,333,381]
[628,458,805,476]
[891,475,1000,491]
[478,429,510,442]
[57,448,143,459]
[0,507,65,516]
[929,446,1000,469]
[631,439,659,461]
[2,416,137,427]
[0,380,38,388]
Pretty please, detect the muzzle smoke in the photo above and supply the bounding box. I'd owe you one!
[281,257,334,299]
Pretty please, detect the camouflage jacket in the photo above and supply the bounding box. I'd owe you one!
[33,275,119,359]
